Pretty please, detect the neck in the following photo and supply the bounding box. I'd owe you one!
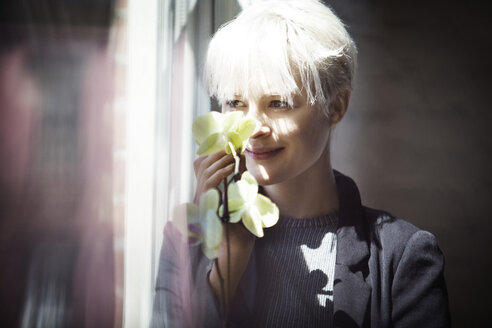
[263,148,339,218]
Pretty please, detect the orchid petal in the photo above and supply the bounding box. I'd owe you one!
[199,189,220,218]
[186,203,202,245]
[197,133,225,156]
[187,223,202,245]
[202,244,220,259]
[242,206,264,237]
[227,181,245,206]
[229,208,245,223]
[218,198,243,218]
[237,118,257,150]
[227,199,244,212]
[203,209,222,249]
[255,194,280,228]
[235,181,257,205]
[226,131,242,154]
[186,202,199,224]
[222,111,244,132]
[192,111,222,143]
[241,171,258,187]
[235,171,259,203]
[219,199,246,223]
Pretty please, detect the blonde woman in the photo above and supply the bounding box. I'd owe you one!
[153,1,450,327]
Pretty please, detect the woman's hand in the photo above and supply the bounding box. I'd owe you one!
[193,150,235,204]
[193,150,254,308]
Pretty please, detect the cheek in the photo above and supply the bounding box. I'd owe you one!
[270,117,299,140]
[290,115,331,160]
[306,121,329,146]
[275,115,326,146]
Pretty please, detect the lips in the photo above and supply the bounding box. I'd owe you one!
[245,147,284,160]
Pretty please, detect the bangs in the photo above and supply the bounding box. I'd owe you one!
[205,16,300,105]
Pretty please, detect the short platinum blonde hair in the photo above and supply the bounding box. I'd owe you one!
[204,0,357,113]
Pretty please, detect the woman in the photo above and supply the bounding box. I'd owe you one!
[153,1,450,327]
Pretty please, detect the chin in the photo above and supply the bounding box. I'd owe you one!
[248,170,268,186]
[246,165,280,187]
[255,176,274,187]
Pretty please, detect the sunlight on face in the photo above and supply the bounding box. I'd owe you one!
[258,165,270,181]
[270,117,298,139]
[224,90,332,187]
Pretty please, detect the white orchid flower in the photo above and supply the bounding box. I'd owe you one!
[188,111,279,256]
[192,111,257,156]
[222,172,279,237]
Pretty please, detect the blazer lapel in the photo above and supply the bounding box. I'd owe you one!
[333,171,371,328]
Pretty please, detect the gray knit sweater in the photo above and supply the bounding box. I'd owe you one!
[250,212,338,327]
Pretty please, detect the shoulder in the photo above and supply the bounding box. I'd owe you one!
[362,208,450,326]
[364,206,433,249]
[363,207,444,272]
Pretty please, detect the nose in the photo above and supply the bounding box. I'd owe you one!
[250,123,271,139]
[246,103,271,139]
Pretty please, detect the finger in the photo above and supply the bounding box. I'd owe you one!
[200,149,228,169]
[193,156,206,173]
[203,154,235,179]
[194,157,233,202]
[205,162,235,190]
[194,150,227,175]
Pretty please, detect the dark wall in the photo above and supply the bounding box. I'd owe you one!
[327,0,492,326]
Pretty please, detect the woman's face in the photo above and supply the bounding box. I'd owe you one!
[224,90,331,186]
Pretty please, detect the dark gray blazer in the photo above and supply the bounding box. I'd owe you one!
[152,171,451,327]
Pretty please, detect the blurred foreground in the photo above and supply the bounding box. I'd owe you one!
[0,1,117,326]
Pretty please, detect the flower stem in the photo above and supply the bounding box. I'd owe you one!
[222,178,229,223]
[221,177,231,322]
[214,258,226,325]
[227,142,240,175]
[225,218,231,319]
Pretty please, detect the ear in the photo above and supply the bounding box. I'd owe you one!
[329,90,350,126]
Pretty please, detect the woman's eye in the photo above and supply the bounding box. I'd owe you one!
[269,100,292,110]
[226,100,246,109]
